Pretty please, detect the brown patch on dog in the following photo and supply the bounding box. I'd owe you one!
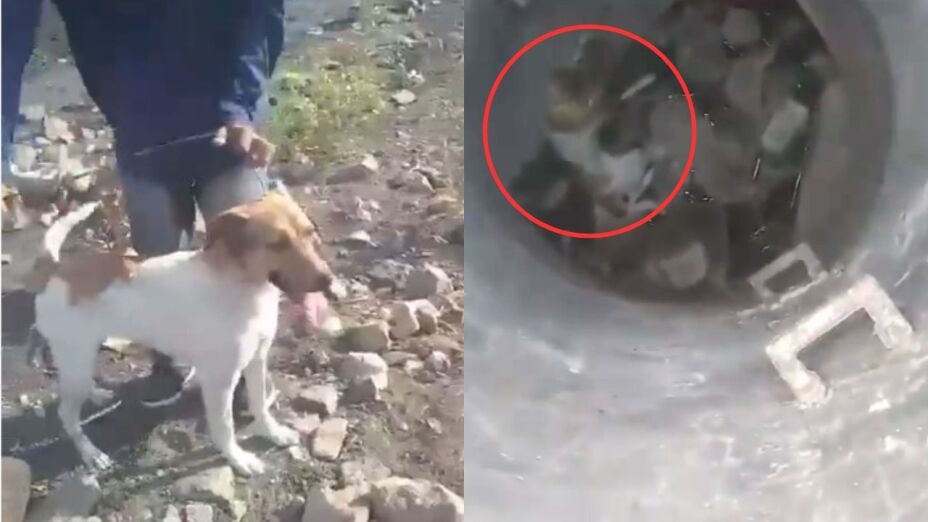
[53,251,140,305]
[204,193,333,297]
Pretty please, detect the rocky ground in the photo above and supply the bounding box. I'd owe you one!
[2,0,464,520]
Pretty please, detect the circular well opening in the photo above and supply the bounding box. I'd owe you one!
[494,0,893,308]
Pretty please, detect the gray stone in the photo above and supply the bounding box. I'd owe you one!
[369,477,463,522]
[21,104,46,122]
[343,230,376,249]
[382,351,420,366]
[761,98,810,155]
[11,144,37,173]
[405,265,452,299]
[296,384,339,416]
[724,49,775,129]
[389,302,420,339]
[644,241,710,290]
[288,413,322,438]
[412,300,440,334]
[312,418,349,461]
[42,116,74,143]
[367,260,415,291]
[339,457,392,489]
[673,8,729,85]
[391,90,417,106]
[10,168,62,205]
[26,473,101,522]
[162,506,182,522]
[2,457,31,522]
[343,377,383,404]
[343,322,391,352]
[301,486,369,522]
[327,164,376,185]
[424,351,451,373]
[172,466,236,511]
[336,353,389,389]
[182,503,214,522]
[721,9,762,47]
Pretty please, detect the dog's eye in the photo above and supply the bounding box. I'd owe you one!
[269,233,291,251]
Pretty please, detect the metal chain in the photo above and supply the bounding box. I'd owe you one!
[7,399,123,458]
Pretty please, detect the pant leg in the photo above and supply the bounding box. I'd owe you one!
[2,0,44,177]
[195,164,269,220]
[119,171,196,257]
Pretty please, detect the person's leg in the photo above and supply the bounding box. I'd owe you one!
[2,0,43,179]
[119,170,198,406]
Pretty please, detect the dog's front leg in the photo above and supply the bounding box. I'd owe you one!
[243,338,299,446]
[200,370,266,475]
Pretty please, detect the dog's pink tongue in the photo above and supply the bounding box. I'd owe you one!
[300,292,329,328]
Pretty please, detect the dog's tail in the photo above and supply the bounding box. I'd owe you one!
[25,201,101,293]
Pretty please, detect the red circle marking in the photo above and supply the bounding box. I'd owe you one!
[482,24,698,239]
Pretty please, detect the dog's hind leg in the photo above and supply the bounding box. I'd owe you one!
[200,368,266,475]
[55,342,113,471]
[242,337,299,447]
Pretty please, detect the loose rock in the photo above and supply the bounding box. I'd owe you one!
[301,486,369,522]
[343,377,383,404]
[11,145,37,173]
[369,477,463,522]
[721,9,762,47]
[42,116,74,143]
[327,164,377,185]
[411,300,440,334]
[182,503,214,522]
[312,418,350,461]
[21,104,46,122]
[367,260,414,291]
[172,466,236,511]
[391,89,417,106]
[761,98,810,155]
[339,457,392,489]
[336,353,389,389]
[163,506,182,522]
[389,302,420,339]
[342,321,391,352]
[295,384,340,417]
[288,412,322,438]
[343,230,376,249]
[1,457,31,522]
[425,351,451,373]
[405,265,452,299]
[382,351,420,366]
[26,473,101,522]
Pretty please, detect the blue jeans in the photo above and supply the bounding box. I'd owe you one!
[120,163,269,257]
[1,0,43,179]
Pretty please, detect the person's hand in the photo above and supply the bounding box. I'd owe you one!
[212,124,276,168]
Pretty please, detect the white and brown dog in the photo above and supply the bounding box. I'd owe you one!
[29,192,335,475]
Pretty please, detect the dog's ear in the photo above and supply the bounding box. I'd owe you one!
[205,209,262,261]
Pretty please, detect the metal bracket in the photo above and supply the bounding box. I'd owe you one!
[765,274,919,407]
[748,242,826,300]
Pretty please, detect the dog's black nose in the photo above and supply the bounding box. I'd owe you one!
[320,274,338,301]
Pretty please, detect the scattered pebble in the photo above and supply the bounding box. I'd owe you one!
[336,353,389,390]
[296,384,340,417]
[172,466,236,511]
[391,89,417,106]
[761,98,810,155]
[26,473,101,521]
[342,321,391,352]
[424,351,451,373]
[369,477,463,522]
[405,265,452,299]
[312,418,350,461]
[301,485,369,522]
[182,503,214,522]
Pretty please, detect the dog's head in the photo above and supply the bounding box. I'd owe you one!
[204,193,336,301]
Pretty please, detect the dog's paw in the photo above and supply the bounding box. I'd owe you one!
[84,450,113,472]
[264,423,300,447]
[228,448,266,476]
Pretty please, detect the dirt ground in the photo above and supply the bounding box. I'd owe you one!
[1,0,464,520]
